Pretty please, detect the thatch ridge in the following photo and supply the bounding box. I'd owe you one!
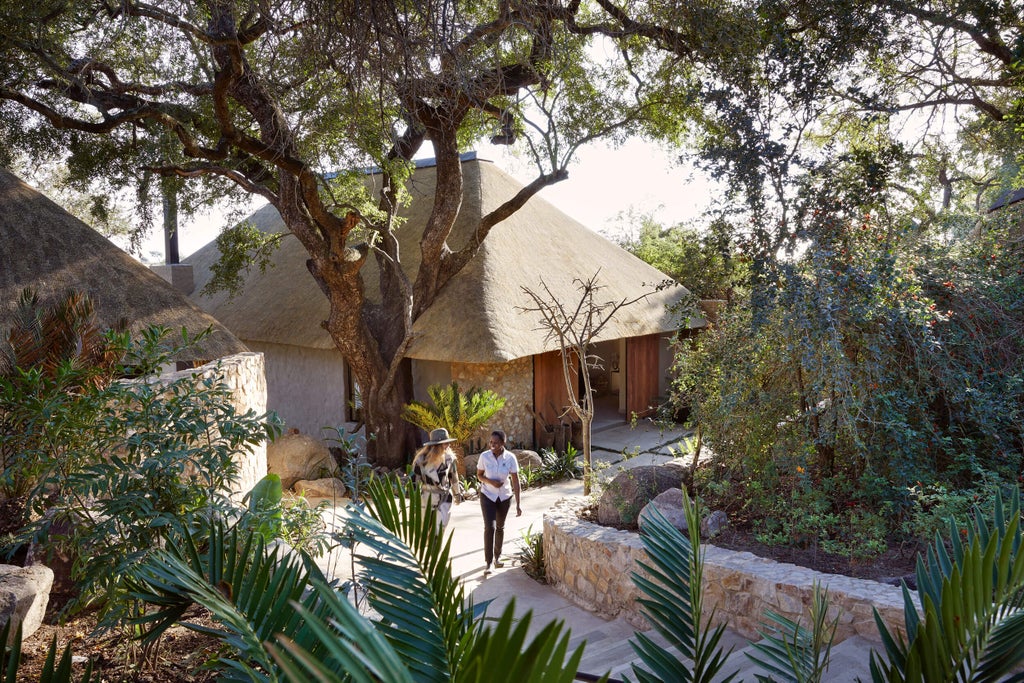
[0,168,248,362]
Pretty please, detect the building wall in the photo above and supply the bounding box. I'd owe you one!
[412,359,453,402]
[452,357,533,449]
[658,333,675,397]
[246,340,353,439]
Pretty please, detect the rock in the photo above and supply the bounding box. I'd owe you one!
[293,478,347,500]
[701,510,729,539]
[638,490,729,539]
[463,452,480,476]
[512,449,544,472]
[638,488,688,533]
[267,431,336,490]
[597,465,686,527]
[0,564,53,643]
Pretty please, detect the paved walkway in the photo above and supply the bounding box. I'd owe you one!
[313,421,877,681]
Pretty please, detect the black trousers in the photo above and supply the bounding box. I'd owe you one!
[480,494,512,565]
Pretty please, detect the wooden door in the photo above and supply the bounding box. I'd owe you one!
[533,351,577,445]
[626,334,661,419]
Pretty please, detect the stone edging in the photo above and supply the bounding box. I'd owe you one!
[543,497,912,644]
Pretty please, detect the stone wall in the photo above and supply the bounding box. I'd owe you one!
[452,357,533,448]
[544,497,910,644]
[157,352,268,498]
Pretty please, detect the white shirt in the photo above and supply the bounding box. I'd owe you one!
[477,448,519,502]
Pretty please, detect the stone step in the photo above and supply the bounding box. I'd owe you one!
[711,635,877,682]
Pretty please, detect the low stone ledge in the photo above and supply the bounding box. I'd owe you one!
[543,497,911,644]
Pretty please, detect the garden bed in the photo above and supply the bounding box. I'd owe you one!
[545,496,913,644]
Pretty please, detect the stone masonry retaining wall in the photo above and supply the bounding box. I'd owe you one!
[156,352,268,499]
[544,497,910,644]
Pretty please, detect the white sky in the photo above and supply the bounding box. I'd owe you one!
[135,138,718,262]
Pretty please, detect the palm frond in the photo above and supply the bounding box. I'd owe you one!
[268,578,415,683]
[128,519,333,680]
[457,602,591,683]
[345,478,476,680]
[871,489,1024,682]
[627,490,736,683]
[747,583,837,683]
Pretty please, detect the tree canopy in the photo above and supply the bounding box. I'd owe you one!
[2,0,1022,470]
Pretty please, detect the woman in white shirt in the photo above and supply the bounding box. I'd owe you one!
[475,429,522,573]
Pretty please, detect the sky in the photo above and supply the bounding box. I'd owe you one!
[135,138,717,262]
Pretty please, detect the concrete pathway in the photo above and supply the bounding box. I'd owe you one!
[311,422,878,681]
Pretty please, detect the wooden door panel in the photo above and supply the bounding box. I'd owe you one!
[626,334,660,419]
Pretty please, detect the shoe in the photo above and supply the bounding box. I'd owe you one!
[493,560,505,568]
[483,564,492,575]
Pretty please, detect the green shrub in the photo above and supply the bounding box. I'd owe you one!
[4,326,281,624]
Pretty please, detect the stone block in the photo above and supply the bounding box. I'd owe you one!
[0,564,53,643]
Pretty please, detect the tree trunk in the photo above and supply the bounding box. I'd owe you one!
[581,414,593,496]
[359,357,418,469]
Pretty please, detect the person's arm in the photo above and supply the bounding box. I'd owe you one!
[478,467,503,489]
[451,459,462,503]
[511,472,522,516]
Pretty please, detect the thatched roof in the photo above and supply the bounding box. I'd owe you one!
[0,168,248,362]
[187,157,697,363]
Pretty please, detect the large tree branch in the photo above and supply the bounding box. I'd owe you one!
[441,166,569,287]
[879,0,1016,65]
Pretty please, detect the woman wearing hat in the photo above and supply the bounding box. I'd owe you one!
[412,428,462,529]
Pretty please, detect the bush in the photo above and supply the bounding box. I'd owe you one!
[3,323,281,624]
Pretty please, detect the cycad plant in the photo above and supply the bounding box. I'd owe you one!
[626,489,736,683]
[128,478,587,682]
[869,488,1024,682]
[0,287,124,383]
[402,382,506,474]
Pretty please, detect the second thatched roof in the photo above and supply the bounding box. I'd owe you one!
[0,167,248,362]
[187,157,697,363]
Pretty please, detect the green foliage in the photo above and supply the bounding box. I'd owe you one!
[626,489,736,683]
[747,583,838,683]
[202,222,285,298]
[323,426,373,502]
[130,479,588,682]
[240,474,331,557]
[618,213,745,302]
[2,323,281,624]
[539,443,584,483]
[517,524,546,583]
[675,185,1024,556]
[401,382,506,444]
[870,489,1024,682]
[0,288,128,500]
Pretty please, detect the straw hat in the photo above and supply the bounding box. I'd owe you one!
[423,428,457,446]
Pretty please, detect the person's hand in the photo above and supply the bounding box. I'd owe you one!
[516,504,522,517]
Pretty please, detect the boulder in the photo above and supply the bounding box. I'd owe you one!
[702,510,729,539]
[293,478,347,501]
[512,449,544,472]
[638,490,729,539]
[597,465,686,527]
[0,564,53,643]
[267,431,336,490]
[463,451,481,476]
[638,488,688,533]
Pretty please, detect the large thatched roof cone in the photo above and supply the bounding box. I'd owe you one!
[187,156,700,359]
[0,168,248,362]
